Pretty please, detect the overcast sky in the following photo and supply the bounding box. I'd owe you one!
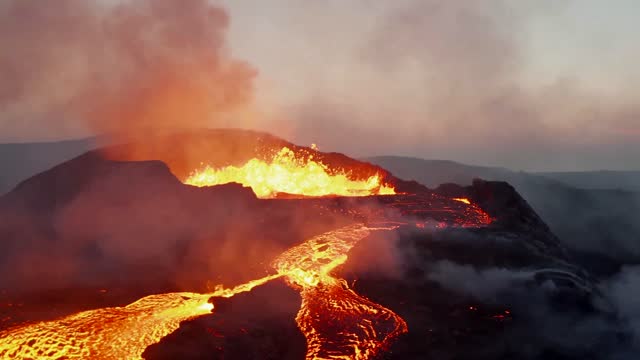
[1,0,639,171]
[220,0,640,171]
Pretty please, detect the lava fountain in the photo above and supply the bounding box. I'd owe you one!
[184,146,396,198]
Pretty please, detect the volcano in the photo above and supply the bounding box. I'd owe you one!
[0,129,616,359]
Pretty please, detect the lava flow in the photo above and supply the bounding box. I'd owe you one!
[185,146,396,198]
[272,224,408,360]
[0,225,405,360]
[0,276,278,359]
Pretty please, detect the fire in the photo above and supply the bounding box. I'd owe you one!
[184,147,396,198]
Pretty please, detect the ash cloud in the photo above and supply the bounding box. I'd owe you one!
[0,0,255,141]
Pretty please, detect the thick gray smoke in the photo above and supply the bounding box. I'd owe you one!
[0,0,255,141]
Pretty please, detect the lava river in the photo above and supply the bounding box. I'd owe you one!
[0,224,406,360]
[272,224,407,359]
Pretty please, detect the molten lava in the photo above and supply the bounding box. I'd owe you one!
[453,197,471,205]
[0,275,278,359]
[184,147,396,198]
[0,292,216,359]
[0,225,406,360]
[273,224,408,359]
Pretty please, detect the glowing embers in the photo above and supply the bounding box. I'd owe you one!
[184,147,396,198]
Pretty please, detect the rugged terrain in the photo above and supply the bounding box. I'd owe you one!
[0,130,627,359]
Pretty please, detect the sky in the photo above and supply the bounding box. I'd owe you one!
[0,0,639,171]
[219,0,640,171]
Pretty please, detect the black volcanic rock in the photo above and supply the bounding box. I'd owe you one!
[367,155,640,277]
[339,229,617,359]
[436,179,570,262]
[0,150,269,298]
[437,179,554,234]
[143,280,305,360]
[3,151,186,215]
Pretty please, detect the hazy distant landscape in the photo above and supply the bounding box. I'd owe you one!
[0,138,98,195]
[538,170,640,193]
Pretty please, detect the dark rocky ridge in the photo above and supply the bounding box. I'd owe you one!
[367,156,640,277]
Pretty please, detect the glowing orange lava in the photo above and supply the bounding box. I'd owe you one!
[453,197,471,205]
[0,276,278,359]
[273,224,408,359]
[0,225,405,360]
[184,147,396,198]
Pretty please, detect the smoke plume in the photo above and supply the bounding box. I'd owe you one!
[0,0,255,141]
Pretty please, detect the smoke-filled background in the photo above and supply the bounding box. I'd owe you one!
[224,0,640,171]
[1,0,639,171]
[0,0,255,139]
